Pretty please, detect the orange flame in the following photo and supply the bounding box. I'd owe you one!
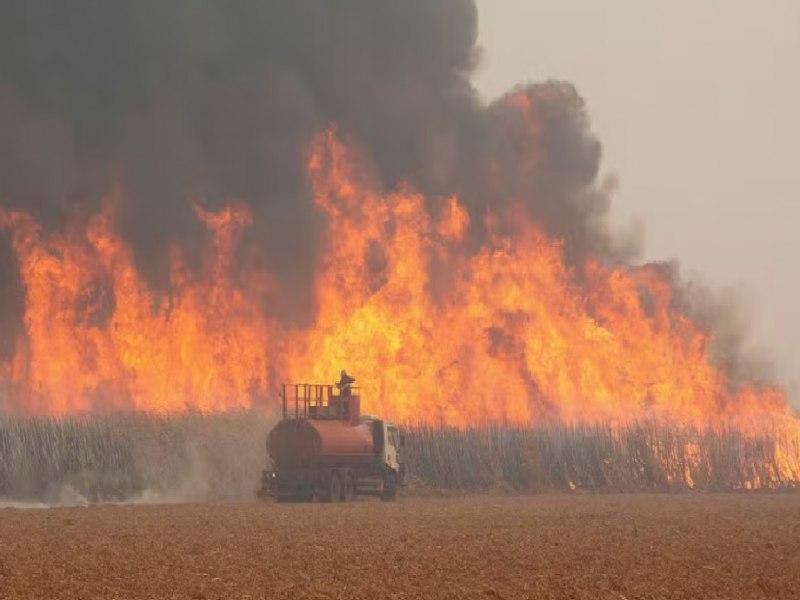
[0,199,274,413]
[0,124,794,430]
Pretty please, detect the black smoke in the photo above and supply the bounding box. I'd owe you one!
[4,0,744,391]
[0,1,487,332]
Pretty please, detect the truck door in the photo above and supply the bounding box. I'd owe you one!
[385,424,400,471]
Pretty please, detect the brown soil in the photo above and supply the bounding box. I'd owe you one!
[1,494,799,599]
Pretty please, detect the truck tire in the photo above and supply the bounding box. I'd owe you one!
[380,472,398,502]
[321,471,343,502]
[342,471,356,502]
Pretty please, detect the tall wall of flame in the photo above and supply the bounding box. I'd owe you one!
[0,1,790,422]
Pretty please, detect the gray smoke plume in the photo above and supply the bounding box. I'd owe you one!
[0,1,770,398]
[0,0,618,348]
[0,0,484,336]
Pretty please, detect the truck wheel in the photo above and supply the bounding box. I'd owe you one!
[381,472,398,502]
[322,471,343,502]
[342,471,356,502]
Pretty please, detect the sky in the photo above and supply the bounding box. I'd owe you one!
[474,0,800,406]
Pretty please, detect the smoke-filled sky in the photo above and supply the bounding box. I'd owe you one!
[475,0,800,406]
[0,0,621,344]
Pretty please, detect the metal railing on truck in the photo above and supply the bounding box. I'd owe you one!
[279,383,361,421]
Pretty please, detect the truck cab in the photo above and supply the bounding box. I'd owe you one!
[383,421,402,473]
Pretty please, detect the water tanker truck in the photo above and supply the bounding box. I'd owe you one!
[259,382,404,502]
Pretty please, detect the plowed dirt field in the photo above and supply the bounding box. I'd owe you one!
[1,494,799,599]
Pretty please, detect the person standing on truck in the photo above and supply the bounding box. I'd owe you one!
[336,370,355,397]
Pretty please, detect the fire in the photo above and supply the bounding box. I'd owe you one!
[0,200,273,413]
[0,115,795,429]
[289,130,791,426]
